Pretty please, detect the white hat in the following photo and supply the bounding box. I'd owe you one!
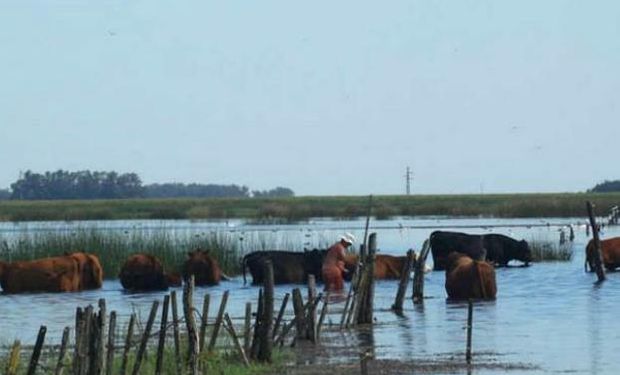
[340,232,356,244]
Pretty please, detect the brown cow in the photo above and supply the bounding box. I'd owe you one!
[119,254,179,291]
[183,249,224,286]
[0,255,82,293]
[67,252,103,290]
[445,252,496,300]
[585,237,620,272]
[343,253,430,280]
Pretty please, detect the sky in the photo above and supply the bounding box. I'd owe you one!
[0,1,618,196]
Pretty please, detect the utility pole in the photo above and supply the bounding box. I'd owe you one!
[405,166,413,195]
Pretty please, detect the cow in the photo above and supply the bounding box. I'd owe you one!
[119,254,179,291]
[342,254,410,279]
[183,249,225,286]
[66,252,103,290]
[242,249,327,285]
[444,252,497,300]
[430,231,531,270]
[0,255,82,293]
[585,237,620,272]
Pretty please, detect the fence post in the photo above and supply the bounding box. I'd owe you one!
[208,290,229,352]
[258,260,274,362]
[198,294,211,352]
[291,288,305,339]
[155,295,170,375]
[54,327,71,375]
[356,233,377,325]
[587,201,606,282]
[183,276,199,375]
[119,313,135,375]
[392,249,415,312]
[244,302,252,355]
[306,275,317,341]
[272,293,289,339]
[104,312,116,375]
[170,291,182,375]
[6,340,21,375]
[26,326,47,375]
[413,239,431,303]
[131,301,160,375]
[466,300,473,364]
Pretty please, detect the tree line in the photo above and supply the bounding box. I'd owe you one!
[2,170,294,200]
[588,180,620,193]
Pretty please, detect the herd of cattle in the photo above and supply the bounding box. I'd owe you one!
[1,230,620,300]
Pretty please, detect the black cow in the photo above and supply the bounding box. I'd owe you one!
[430,231,531,270]
[242,249,327,285]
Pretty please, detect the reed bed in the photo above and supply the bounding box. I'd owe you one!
[528,237,574,262]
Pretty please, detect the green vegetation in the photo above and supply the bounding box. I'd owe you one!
[1,192,620,222]
[529,237,573,261]
[0,229,242,277]
[589,180,620,193]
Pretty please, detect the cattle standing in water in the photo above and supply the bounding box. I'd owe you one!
[183,249,224,286]
[430,231,531,270]
[445,252,497,300]
[119,254,180,291]
[241,249,326,285]
[585,237,620,272]
[0,252,103,293]
[342,254,416,279]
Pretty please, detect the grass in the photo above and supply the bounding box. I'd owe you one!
[528,236,574,261]
[0,229,243,278]
[0,192,619,222]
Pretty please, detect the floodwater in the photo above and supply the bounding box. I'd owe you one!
[1,217,619,374]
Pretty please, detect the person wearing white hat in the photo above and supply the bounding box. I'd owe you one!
[322,234,355,291]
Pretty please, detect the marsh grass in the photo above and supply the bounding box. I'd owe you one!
[529,237,573,261]
[0,229,243,278]
[1,192,620,222]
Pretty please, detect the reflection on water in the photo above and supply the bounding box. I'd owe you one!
[1,217,620,374]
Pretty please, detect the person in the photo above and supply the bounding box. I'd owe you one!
[322,233,355,291]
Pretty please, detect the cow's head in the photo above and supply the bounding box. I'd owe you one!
[516,240,533,266]
[303,248,327,276]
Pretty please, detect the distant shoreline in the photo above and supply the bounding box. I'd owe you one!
[0,192,619,223]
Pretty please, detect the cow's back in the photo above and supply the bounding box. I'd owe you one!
[1,256,81,293]
[430,231,485,270]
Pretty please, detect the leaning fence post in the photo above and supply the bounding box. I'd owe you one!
[306,274,317,341]
[26,325,47,375]
[6,340,21,375]
[466,300,473,365]
[183,276,199,375]
[223,314,250,367]
[131,300,160,375]
[413,239,431,303]
[119,313,136,375]
[587,201,606,282]
[54,327,71,375]
[208,290,229,352]
[392,249,415,312]
[155,295,170,375]
[316,293,329,342]
[272,293,289,339]
[198,294,211,352]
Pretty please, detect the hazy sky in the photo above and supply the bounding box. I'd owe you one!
[1,1,618,195]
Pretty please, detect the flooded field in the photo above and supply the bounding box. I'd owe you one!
[1,217,619,374]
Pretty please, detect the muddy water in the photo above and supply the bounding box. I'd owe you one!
[1,217,619,374]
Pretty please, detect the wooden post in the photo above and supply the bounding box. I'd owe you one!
[466,300,473,364]
[360,349,373,375]
[272,293,289,339]
[391,249,415,312]
[258,260,274,362]
[250,289,264,359]
[170,291,182,375]
[104,312,116,375]
[96,298,107,375]
[119,313,136,375]
[5,340,20,375]
[72,306,83,374]
[155,295,170,375]
[291,288,305,339]
[316,293,329,341]
[413,239,431,303]
[587,201,606,282]
[306,274,317,341]
[208,290,229,352]
[224,314,250,367]
[54,327,71,375]
[131,300,160,375]
[339,288,353,329]
[356,233,377,325]
[183,276,199,375]
[198,294,211,352]
[77,305,94,375]
[244,302,252,355]
[26,325,46,375]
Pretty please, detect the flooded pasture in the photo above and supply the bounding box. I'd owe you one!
[1,217,619,374]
